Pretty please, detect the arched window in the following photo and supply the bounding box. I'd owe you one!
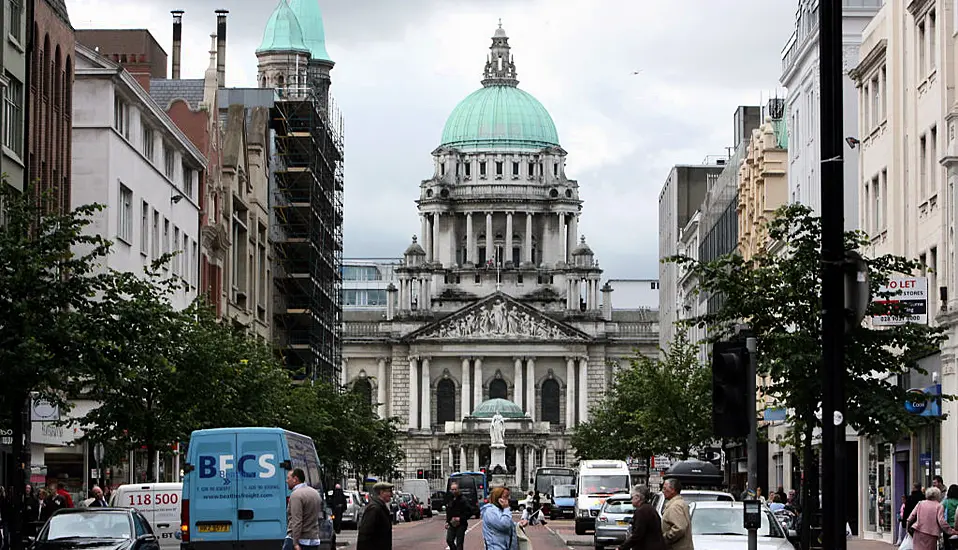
[541,379,560,423]
[489,378,507,400]
[352,378,373,408]
[436,379,456,423]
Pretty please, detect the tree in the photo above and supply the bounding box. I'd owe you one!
[665,204,946,544]
[344,398,405,484]
[571,334,713,462]
[81,264,195,480]
[0,185,112,548]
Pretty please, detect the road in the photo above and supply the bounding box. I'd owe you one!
[336,514,572,549]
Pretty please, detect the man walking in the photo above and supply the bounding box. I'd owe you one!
[284,469,323,550]
[88,486,108,507]
[330,484,347,534]
[661,479,694,550]
[357,482,393,550]
[445,482,472,550]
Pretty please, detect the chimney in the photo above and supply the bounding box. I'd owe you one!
[171,10,184,80]
[215,9,228,88]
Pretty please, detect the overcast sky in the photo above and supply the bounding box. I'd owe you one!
[67,0,797,279]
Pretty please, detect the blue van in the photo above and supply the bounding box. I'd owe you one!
[179,428,334,550]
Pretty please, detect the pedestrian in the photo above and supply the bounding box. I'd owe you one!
[775,486,787,504]
[905,483,925,524]
[481,486,527,550]
[48,481,72,509]
[617,484,665,550]
[906,486,956,550]
[445,482,472,550]
[357,482,393,550]
[88,486,108,508]
[935,476,946,492]
[284,469,323,550]
[330,484,347,535]
[897,494,909,545]
[660,479,694,550]
[22,484,39,538]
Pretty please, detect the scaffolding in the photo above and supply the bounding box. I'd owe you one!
[270,85,344,385]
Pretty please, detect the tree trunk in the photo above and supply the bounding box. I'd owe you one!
[10,393,30,550]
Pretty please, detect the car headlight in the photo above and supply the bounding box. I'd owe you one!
[577,509,590,518]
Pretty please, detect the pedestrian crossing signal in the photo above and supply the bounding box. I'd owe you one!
[417,469,425,479]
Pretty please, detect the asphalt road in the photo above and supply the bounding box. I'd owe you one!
[336,513,572,549]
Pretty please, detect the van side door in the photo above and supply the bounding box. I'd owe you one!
[188,431,238,544]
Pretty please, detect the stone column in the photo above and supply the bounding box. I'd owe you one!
[506,212,514,265]
[340,358,348,387]
[422,214,431,263]
[473,447,480,471]
[432,212,441,265]
[557,212,565,263]
[408,357,419,430]
[377,358,387,418]
[526,447,534,486]
[566,357,576,427]
[513,357,524,409]
[461,357,472,416]
[474,357,483,407]
[485,212,494,263]
[449,213,458,265]
[421,357,432,430]
[578,357,589,424]
[448,447,454,475]
[525,212,533,264]
[526,357,536,421]
[586,280,595,310]
[466,212,475,264]
[460,447,467,471]
[567,214,578,262]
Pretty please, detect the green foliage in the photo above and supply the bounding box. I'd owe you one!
[572,334,713,461]
[0,185,112,416]
[283,383,405,482]
[665,204,946,446]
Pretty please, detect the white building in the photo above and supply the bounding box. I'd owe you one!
[780,0,881,230]
[72,42,206,310]
[850,0,955,541]
[342,258,402,311]
[340,25,658,487]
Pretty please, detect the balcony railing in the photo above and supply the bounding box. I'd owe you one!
[344,322,383,337]
[445,184,551,200]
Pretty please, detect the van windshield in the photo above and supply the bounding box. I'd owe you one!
[553,485,575,498]
[580,475,630,495]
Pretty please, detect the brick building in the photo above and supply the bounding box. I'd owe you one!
[30,0,74,212]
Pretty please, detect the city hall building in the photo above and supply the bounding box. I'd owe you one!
[341,25,658,489]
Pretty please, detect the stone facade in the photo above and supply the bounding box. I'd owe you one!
[343,26,658,490]
[737,115,788,261]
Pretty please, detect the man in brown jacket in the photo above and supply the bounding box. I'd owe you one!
[285,469,323,550]
[661,479,694,550]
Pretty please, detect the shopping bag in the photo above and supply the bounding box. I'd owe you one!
[899,532,914,550]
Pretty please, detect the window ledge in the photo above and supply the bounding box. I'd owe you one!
[2,146,25,167]
[8,35,23,53]
[116,235,133,247]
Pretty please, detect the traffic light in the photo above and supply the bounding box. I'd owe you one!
[416,469,424,479]
[712,341,749,438]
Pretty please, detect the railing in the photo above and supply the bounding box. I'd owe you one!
[446,184,551,200]
[344,322,383,337]
[614,323,658,336]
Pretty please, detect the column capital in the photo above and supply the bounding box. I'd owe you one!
[513,356,525,363]
[461,356,472,363]
[580,356,589,363]
[525,356,536,363]
[377,356,390,364]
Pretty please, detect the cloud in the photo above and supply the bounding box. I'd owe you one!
[66,0,799,279]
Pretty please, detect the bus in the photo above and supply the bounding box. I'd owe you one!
[448,471,488,518]
[533,466,577,498]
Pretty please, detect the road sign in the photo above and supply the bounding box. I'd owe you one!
[873,276,928,325]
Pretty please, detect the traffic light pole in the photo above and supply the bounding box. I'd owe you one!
[746,337,758,550]
[819,0,847,548]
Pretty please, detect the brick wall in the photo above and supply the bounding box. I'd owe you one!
[30,0,74,214]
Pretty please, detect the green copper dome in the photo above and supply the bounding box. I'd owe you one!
[257,0,309,55]
[440,86,560,151]
[287,0,332,63]
[472,398,526,419]
[440,24,558,152]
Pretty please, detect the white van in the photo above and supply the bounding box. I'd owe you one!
[574,460,631,536]
[110,482,183,550]
[403,479,432,518]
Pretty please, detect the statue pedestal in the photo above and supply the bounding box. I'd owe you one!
[490,444,507,472]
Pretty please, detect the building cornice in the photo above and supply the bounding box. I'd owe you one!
[75,43,208,171]
[848,38,887,83]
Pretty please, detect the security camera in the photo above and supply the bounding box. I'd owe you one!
[845,137,861,149]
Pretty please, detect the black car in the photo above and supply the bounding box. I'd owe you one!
[430,491,446,512]
[32,508,161,550]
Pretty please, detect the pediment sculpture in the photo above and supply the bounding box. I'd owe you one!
[417,297,585,341]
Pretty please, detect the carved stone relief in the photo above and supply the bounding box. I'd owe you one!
[418,297,585,340]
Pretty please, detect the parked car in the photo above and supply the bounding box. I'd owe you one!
[33,508,161,550]
[689,501,795,550]
[651,490,735,516]
[593,494,634,550]
[340,491,364,529]
[395,493,422,522]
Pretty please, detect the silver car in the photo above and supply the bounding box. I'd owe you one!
[690,501,794,550]
[593,494,634,550]
[340,491,365,529]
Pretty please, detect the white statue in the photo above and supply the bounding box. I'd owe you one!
[490,412,506,446]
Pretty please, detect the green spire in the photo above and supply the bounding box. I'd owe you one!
[287,0,333,63]
[257,0,309,55]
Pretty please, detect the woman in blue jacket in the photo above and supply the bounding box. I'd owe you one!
[481,486,528,550]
